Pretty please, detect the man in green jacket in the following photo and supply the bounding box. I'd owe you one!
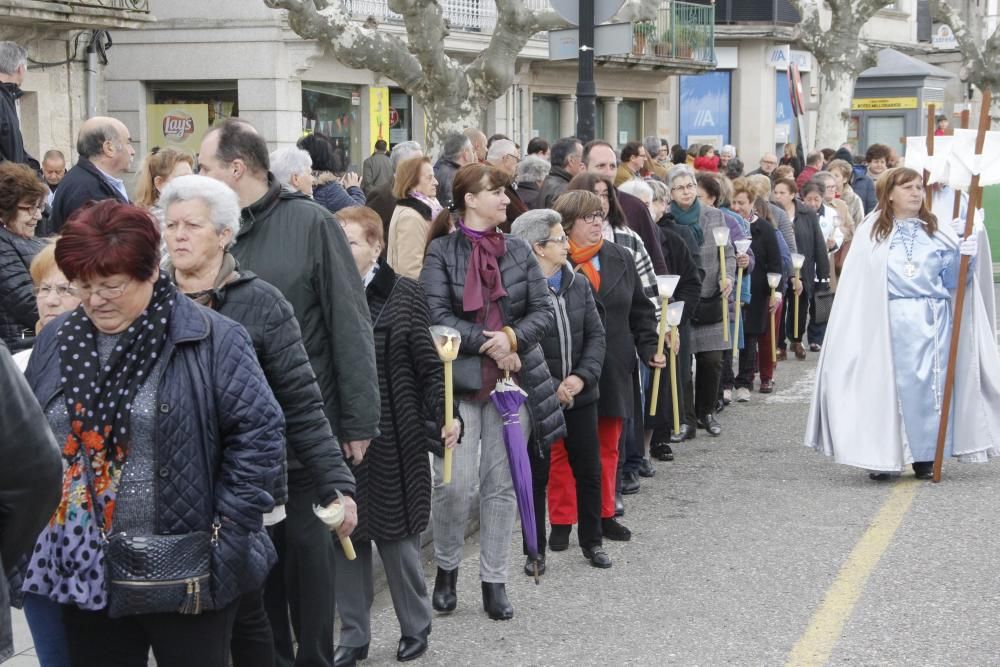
[200,119,379,667]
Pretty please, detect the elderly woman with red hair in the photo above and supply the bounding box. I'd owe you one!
[21,200,285,665]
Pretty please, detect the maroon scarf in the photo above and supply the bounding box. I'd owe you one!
[459,221,508,313]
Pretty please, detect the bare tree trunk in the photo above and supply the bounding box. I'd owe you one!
[931,0,1000,129]
[814,63,856,149]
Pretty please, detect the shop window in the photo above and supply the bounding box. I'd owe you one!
[149,81,238,126]
[532,95,560,143]
[147,81,238,157]
[302,82,364,170]
[388,88,414,149]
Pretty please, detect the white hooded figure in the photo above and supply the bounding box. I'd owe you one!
[806,168,1000,476]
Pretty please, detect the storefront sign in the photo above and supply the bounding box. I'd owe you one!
[146,104,209,154]
[932,24,958,50]
[678,71,730,148]
[767,45,812,72]
[370,87,390,152]
[775,71,796,147]
[851,97,918,110]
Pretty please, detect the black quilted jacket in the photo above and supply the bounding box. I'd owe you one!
[539,264,606,410]
[0,226,43,351]
[26,294,285,609]
[210,270,355,506]
[420,232,566,453]
[354,265,444,542]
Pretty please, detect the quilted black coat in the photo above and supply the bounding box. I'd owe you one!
[209,270,356,506]
[420,232,566,453]
[26,294,285,609]
[539,264,606,410]
[0,226,43,351]
[354,265,444,542]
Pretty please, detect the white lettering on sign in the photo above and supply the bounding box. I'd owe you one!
[694,109,715,128]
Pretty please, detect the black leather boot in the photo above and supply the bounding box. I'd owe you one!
[432,567,457,612]
[481,582,514,620]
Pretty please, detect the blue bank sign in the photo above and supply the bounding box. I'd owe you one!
[679,71,731,148]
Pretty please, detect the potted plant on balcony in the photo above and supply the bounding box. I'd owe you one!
[633,21,655,55]
[654,29,672,57]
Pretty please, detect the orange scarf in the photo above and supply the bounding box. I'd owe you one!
[569,238,604,292]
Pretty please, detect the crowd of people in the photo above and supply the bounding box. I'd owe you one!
[1,38,998,667]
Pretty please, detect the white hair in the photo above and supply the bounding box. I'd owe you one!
[486,139,518,162]
[159,174,242,247]
[0,42,27,75]
[269,147,312,189]
[390,141,423,170]
[517,155,550,183]
[667,164,697,189]
[720,145,736,158]
[618,179,653,202]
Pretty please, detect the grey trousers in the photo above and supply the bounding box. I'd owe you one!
[333,534,432,648]
[431,400,529,583]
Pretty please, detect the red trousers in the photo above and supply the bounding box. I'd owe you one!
[548,416,622,522]
[755,302,782,382]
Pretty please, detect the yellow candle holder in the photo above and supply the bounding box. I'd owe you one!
[649,275,680,417]
[766,273,782,364]
[732,239,752,358]
[791,253,805,339]
[713,226,731,342]
[430,325,461,485]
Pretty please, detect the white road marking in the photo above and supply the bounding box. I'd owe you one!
[765,367,817,404]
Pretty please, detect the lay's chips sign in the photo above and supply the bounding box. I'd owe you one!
[147,104,209,154]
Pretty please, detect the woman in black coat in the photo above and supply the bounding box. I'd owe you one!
[420,164,564,622]
[731,180,783,398]
[0,162,48,351]
[159,175,358,667]
[337,206,458,663]
[511,209,609,572]
[552,190,663,544]
[771,178,830,359]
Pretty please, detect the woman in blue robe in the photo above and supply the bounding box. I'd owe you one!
[806,167,1000,479]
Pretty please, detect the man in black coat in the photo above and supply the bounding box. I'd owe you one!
[0,42,38,172]
[433,132,474,208]
[538,137,583,209]
[199,119,378,667]
[0,341,62,662]
[47,116,133,235]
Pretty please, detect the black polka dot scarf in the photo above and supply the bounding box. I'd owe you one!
[22,272,176,610]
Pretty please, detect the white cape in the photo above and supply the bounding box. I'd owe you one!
[805,214,1000,471]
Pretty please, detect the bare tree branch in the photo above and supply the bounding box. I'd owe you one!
[265,0,426,91]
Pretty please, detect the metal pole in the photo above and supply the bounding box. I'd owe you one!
[575,0,596,142]
[85,32,98,120]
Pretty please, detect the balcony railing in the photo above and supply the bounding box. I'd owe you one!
[346,0,550,34]
[348,0,715,67]
[631,1,716,65]
[53,0,150,11]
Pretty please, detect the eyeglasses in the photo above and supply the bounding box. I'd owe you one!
[582,212,605,224]
[671,183,696,192]
[32,283,74,298]
[67,280,131,300]
[503,153,521,163]
[540,235,569,246]
[17,203,43,215]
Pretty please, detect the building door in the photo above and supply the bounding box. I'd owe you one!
[532,95,560,141]
[617,100,643,147]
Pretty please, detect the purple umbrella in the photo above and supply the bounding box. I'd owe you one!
[490,374,540,584]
